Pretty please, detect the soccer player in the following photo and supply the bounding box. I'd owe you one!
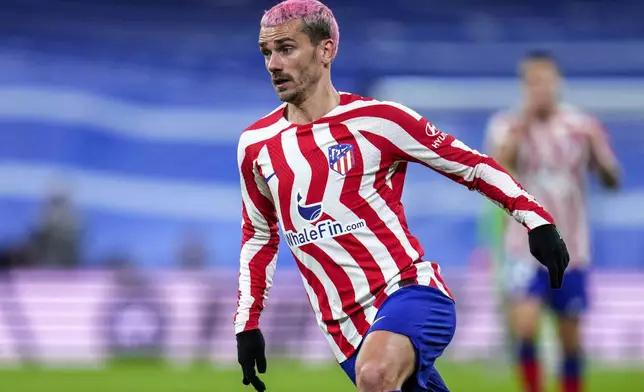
[485,51,621,392]
[234,2,570,391]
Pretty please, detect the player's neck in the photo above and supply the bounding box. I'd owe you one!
[286,81,340,125]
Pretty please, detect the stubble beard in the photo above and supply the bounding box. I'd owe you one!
[280,52,321,106]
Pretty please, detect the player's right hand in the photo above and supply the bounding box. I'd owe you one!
[236,329,267,391]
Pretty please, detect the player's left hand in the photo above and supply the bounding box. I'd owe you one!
[236,329,267,391]
[528,224,570,289]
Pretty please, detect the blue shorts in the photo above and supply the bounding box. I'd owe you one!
[339,285,456,392]
[505,262,588,317]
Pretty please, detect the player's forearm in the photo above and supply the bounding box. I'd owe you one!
[234,274,272,333]
[234,226,279,333]
[235,280,259,333]
[234,302,263,333]
[469,155,554,230]
[235,196,279,332]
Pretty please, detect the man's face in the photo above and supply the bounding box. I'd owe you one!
[521,59,560,114]
[259,19,323,104]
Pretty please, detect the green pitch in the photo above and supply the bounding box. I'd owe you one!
[0,359,642,392]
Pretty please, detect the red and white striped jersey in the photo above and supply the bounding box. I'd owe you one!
[485,104,618,266]
[235,93,554,362]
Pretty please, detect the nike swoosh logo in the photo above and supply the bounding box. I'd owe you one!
[264,171,278,183]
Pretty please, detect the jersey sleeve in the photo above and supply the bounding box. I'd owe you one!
[372,102,554,231]
[586,115,619,171]
[234,135,280,333]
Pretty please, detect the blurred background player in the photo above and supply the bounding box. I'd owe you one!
[28,189,82,269]
[485,51,621,392]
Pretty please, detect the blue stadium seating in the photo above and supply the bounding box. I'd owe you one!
[0,0,642,269]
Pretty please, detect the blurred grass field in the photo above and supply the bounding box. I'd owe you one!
[0,359,642,392]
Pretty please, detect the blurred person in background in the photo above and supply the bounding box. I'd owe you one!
[485,51,621,392]
[28,190,82,269]
[234,2,569,392]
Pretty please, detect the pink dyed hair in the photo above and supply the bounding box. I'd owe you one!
[261,0,340,59]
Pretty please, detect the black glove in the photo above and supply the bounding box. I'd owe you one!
[528,224,570,289]
[236,329,267,391]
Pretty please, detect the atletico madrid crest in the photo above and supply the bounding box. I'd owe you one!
[328,143,355,176]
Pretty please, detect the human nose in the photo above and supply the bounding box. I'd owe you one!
[266,53,283,73]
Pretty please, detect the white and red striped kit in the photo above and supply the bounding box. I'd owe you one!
[235,93,554,362]
[486,104,618,267]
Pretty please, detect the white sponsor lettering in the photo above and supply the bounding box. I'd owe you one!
[431,132,448,149]
[284,219,367,247]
